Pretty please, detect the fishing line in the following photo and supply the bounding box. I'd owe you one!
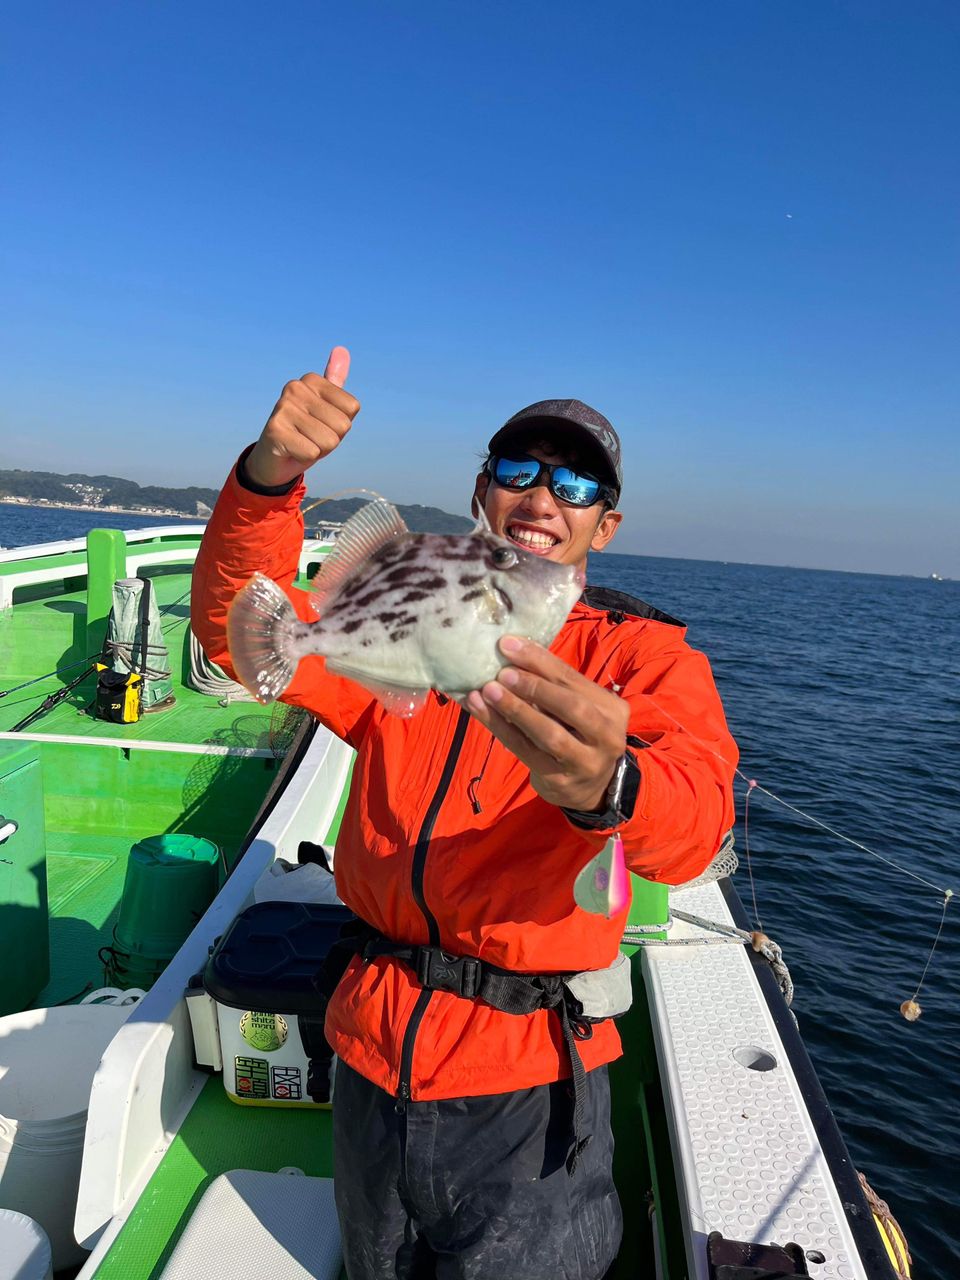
[629,689,954,1018]
[742,778,762,932]
[302,488,389,517]
[631,692,950,897]
[901,889,954,1022]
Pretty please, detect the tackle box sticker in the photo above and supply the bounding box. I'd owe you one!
[239,1010,288,1051]
[270,1066,303,1100]
[234,1056,270,1099]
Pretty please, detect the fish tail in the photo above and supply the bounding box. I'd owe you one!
[226,573,311,703]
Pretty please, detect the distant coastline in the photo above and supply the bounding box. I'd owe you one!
[0,468,472,534]
[0,496,201,520]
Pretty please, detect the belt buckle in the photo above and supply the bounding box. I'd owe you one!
[417,947,481,999]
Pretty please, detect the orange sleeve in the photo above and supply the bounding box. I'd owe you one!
[563,626,738,886]
[617,634,738,884]
[191,452,378,748]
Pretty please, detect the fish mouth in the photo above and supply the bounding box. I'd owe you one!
[505,523,561,557]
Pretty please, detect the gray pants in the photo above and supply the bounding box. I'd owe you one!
[332,1060,623,1280]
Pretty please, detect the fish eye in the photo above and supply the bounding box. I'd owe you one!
[492,547,518,569]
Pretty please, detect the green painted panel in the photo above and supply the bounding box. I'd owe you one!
[85,529,128,659]
[0,743,49,1013]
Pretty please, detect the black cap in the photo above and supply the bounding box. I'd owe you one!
[488,399,622,497]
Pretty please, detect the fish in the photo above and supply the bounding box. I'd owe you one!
[226,497,583,716]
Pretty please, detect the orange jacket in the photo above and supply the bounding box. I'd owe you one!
[192,459,739,1100]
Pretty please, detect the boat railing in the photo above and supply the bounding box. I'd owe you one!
[0,525,208,564]
[0,526,334,610]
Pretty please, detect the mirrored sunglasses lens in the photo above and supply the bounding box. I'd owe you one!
[494,457,538,489]
[553,469,599,506]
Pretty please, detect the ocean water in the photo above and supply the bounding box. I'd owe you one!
[3,506,957,1273]
[0,503,199,548]
[588,551,959,1278]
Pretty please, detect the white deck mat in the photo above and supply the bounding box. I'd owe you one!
[159,1169,341,1280]
[649,879,868,1279]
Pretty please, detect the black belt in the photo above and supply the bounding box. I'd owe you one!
[320,922,596,1174]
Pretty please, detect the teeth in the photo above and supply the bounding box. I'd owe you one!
[508,526,558,549]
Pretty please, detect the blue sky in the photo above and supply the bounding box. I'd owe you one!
[2,1,957,575]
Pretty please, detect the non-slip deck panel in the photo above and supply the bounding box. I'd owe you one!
[90,1078,336,1280]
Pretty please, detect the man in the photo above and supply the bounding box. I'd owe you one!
[192,347,737,1280]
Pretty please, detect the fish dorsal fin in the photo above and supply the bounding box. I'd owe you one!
[471,495,493,535]
[310,498,408,615]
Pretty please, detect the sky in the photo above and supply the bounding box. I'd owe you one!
[1,1,957,576]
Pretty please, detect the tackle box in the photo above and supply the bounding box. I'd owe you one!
[187,900,353,1108]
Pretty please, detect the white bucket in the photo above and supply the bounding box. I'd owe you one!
[0,997,140,1270]
[0,1208,53,1280]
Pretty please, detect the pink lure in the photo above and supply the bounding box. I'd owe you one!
[573,832,630,918]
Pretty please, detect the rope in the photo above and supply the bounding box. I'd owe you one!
[857,1171,912,1279]
[105,639,172,682]
[622,911,794,1006]
[188,627,254,703]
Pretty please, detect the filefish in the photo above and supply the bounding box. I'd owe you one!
[227,497,583,716]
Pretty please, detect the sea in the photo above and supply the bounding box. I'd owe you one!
[3,504,957,1275]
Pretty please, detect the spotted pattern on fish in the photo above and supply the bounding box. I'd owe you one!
[228,510,583,709]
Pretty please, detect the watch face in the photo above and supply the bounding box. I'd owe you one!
[611,750,640,823]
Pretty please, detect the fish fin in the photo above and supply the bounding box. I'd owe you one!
[325,659,429,718]
[368,684,431,718]
[227,573,308,703]
[310,498,409,615]
[573,833,630,918]
[470,495,493,535]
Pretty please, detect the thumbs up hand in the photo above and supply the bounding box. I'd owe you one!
[245,346,360,489]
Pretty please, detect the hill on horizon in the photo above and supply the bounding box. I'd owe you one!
[0,468,473,534]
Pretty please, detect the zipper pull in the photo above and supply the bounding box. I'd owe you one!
[395,1081,410,1114]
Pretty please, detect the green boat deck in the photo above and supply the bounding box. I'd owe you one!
[0,540,298,1013]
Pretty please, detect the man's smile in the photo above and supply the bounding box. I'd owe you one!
[505,522,561,556]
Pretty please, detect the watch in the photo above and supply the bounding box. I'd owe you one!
[563,749,641,831]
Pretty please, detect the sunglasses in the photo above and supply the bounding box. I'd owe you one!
[487,454,618,509]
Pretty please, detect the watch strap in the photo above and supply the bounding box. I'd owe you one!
[562,748,641,831]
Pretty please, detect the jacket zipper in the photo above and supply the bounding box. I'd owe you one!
[396,706,471,1111]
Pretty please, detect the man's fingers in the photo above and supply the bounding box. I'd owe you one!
[323,345,351,388]
[476,682,586,763]
[465,694,566,774]
[268,419,342,466]
[495,666,603,742]
[498,636,582,686]
[298,373,360,420]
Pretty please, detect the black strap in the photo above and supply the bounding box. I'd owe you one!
[298,1014,334,1103]
[340,926,596,1173]
[303,919,371,1104]
[136,576,152,675]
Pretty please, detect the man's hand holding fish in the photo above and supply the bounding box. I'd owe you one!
[192,347,738,1280]
[466,634,631,813]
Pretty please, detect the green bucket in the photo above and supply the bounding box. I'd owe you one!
[106,834,221,987]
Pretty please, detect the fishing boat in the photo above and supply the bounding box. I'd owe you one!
[0,523,909,1280]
